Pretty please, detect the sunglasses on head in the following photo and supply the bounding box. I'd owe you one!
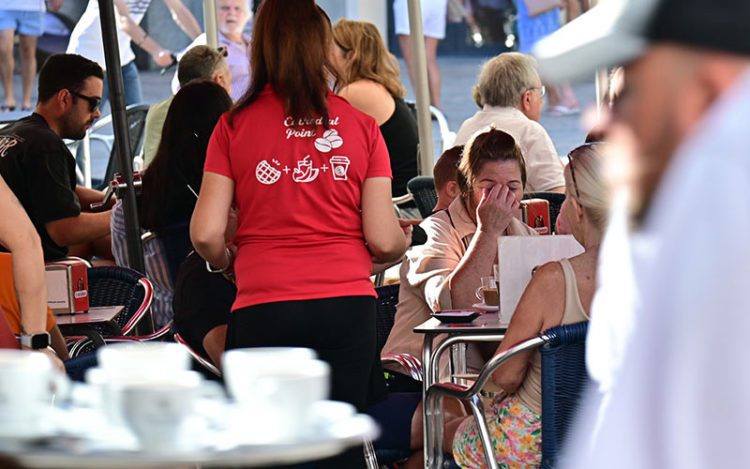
[69,89,101,112]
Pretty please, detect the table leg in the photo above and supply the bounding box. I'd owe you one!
[422,333,439,468]
[450,342,468,385]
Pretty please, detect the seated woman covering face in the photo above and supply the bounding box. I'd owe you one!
[382,128,537,378]
[452,142,608,468]
[331,19,419,197]
[110,81,233,329]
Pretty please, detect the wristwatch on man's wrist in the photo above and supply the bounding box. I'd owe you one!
[19,331,51,350]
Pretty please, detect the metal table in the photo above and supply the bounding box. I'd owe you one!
[3,415,378,468]
[56,306,125,347]
[414,312,507,468]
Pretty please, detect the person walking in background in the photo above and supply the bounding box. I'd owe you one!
[67,0,201,107]
[515,0,579,115]
[190,1,410,466]
[172,0,251,102]
[393,0,448,110]
[331,19,419,198]
[0,0,63,112]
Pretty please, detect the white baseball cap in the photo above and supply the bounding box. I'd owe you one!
[534,0,750,82]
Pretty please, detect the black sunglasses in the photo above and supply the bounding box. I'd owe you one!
[217,46,228,57]
[69,90,101,112]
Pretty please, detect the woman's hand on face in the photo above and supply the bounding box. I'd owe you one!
[476,184,520,235]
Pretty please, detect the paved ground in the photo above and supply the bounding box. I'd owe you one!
[1,56,596,181]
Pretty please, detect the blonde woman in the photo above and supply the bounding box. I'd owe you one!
[331,19,418,197]
[452,142,609,467]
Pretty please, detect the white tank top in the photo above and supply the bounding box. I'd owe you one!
[67,0,151,70]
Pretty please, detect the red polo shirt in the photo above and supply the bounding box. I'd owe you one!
[205,86,392,310]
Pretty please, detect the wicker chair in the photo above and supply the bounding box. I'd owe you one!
[407,176,439,219]
[91,104,150,189]
[425,321,589,469]
[524,192,566,233]
[86,266,154,336]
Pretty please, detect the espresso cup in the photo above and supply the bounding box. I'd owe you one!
[98,342,191,379]
[0,350,66,437]
[120,371,203,453]
[475,276,499,306]
[223,349,329,442]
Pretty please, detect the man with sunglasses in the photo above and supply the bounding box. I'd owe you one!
[0,53,112,262]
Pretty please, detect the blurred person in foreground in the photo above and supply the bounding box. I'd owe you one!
[455,52,566,193]
[190,1,409,466]
[144,45,231,167]
[171,0,251,102]
[0,174,65,370]
[533,0,750,467]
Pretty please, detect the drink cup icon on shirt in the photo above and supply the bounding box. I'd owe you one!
[329,156,350,181]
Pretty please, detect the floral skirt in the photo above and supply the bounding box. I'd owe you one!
[452,394,542,468]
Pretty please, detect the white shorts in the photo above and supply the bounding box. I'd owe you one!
[393,0,449,39]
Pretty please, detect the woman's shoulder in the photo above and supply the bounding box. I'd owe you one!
[529,261,566,290]
[340,79,391,97]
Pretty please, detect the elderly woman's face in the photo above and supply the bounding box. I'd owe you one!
[468,159,524,208]
[217,0,249,36]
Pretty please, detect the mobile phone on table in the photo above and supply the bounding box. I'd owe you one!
[432,310,480,324]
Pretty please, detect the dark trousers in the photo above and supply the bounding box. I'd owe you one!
[227,295,385,468]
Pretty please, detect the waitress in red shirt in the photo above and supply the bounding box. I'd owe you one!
[190,0,409,464]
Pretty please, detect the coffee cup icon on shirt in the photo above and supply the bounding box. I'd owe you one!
[329,156,350,181]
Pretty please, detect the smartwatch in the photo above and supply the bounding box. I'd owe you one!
[19,331,51,350]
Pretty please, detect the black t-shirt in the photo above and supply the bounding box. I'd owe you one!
[0,113,81,260]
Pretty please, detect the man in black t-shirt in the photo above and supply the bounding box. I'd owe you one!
[0,54,112,261]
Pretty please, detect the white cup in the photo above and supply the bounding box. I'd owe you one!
[98,342,191,379]
[119,371,203,453]
[86,367,216,432]
[0,350,66,437]
[222,348,328,442]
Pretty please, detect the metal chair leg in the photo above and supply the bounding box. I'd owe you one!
[467,395,499,469]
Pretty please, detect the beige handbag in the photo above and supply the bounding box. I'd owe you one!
[523,0,562,17]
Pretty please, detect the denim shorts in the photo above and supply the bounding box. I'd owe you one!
[0,10,44,36]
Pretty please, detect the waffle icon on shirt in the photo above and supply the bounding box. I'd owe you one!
[255,159,282,185]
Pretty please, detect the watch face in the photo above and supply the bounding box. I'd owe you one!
[29,333,50,349]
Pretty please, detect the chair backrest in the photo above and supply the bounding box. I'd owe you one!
[87,266,154,336]
[540,321,590,469]
[524,192,566,233]
[374,284,400,354]
[99,104,150,189]
[407,176,438,219]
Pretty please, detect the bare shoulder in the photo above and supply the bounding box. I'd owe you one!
[529,261,565,290]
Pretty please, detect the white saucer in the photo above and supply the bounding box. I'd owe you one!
[472,302,498,313]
